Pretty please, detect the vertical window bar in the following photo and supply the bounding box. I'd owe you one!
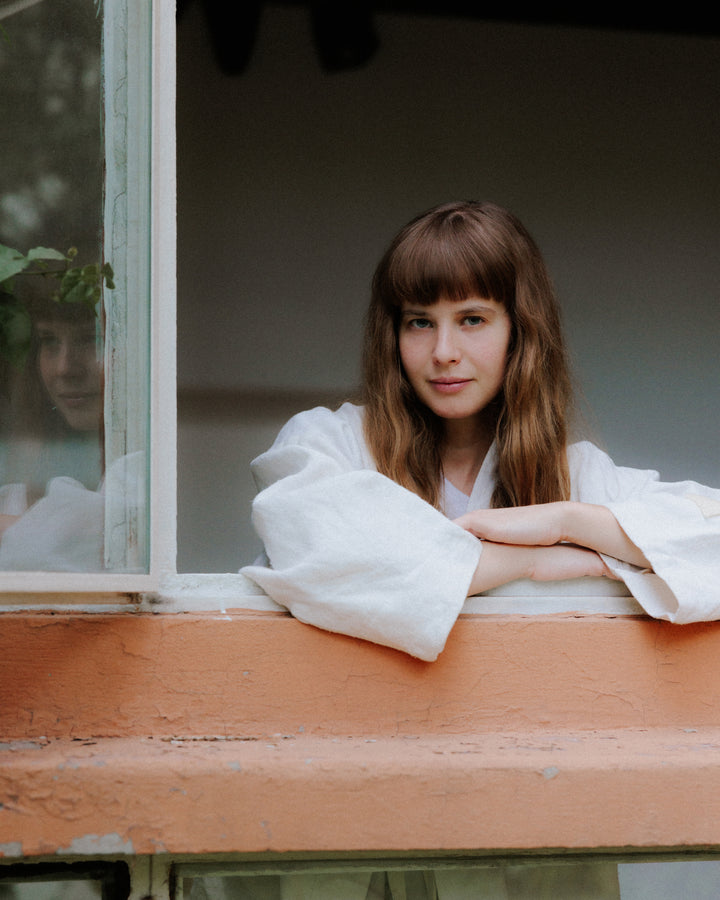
[102,0,152,573]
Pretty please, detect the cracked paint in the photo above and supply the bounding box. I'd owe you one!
[5,613,720,858]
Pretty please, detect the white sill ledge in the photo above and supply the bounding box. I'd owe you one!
[150,572,643,617]
[0,572,643,616]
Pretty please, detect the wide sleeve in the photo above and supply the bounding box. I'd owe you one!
[569,442,720,623]
[0,483,27,516]
[240,406,483,661]
[0,475,104,571]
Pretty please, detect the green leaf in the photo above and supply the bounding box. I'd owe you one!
[0,245,70,287]
[80,264,99,284]
[60,274,97,307]
[101,262,115,290]
[0,244,30,285]
[26,247,69,263]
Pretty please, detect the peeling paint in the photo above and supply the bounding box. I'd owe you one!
[0,741,46,752]
[57,833,134,855]
[542,766,560,780]
[0,842,23,858]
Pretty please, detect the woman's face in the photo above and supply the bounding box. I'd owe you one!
[399,295,512,427]
[36,319,103,431]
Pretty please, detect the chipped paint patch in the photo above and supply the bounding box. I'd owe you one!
[58,833,134,855]
[542,766,560,780]
[0,842,23,858]
[0,741,46,752]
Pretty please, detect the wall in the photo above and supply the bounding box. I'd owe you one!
[176,3,720,571]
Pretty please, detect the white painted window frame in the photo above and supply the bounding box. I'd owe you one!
[0,0,172,601]
[0,0,643,619]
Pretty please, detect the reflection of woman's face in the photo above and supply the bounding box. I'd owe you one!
[36,320,103,432]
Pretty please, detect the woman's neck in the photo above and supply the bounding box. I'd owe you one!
[440,416,494,496]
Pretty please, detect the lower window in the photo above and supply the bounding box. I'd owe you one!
[178,857,720,899]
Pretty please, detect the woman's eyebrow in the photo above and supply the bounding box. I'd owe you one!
[457,302,503,316]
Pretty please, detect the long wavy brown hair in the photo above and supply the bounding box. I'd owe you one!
[362,200,573,509]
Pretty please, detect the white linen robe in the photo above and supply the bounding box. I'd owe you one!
[242,402,720,661]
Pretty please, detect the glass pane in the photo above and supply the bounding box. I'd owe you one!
[0,880,101,899]
[183,859,720,899]
[183,863,621,899]
[0,0,150,573]
[0,861,129,899]
[618,860,720,899]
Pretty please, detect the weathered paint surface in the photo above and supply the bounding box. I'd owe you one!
[3,611,720,739]
[4,729,720,857]
[2,611,720,858]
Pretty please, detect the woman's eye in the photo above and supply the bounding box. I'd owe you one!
[77,333,97,350]
[409,318,432,329]
[463,316,485,326]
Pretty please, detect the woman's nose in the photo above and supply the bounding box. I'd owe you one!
[56,342,88,377]
[432,325,460,364]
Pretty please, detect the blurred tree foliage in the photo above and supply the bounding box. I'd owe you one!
[0,0,104,397]
[0,0,103,257]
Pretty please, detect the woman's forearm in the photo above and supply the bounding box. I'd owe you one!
[467,539,613,596]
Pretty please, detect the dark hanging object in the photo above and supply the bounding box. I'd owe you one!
[200,0,263,76]
[310,2,379,71]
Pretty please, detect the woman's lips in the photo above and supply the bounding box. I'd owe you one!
[429,378,472,394]
[57,393,98,407]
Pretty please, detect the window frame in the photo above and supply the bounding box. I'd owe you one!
[0,0,650,621]
[0,0,171,599]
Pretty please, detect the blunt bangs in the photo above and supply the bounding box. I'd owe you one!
[377,204,518,313]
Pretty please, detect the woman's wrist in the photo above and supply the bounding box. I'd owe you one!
[558,500,585,544]
[468,541,534,595]
[557,501,651,569]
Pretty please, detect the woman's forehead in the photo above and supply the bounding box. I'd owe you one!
[35,318,97,335]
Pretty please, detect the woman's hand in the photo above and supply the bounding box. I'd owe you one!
[528,543,616,582]
[456,501,652,570]
[0,514,20,539]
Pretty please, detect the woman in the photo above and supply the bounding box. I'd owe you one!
[0,292,105,569]
[242,201,720,661]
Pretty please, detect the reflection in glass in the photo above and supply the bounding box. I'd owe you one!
[183,863,622,899]
[0,879,101,899]
[0,0,148,573]
[0,269,105,569]
[0,861,128,899]
[182,859,720,899]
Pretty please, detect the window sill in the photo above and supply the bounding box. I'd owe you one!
[4,726,720,860]
[2,609,719,859]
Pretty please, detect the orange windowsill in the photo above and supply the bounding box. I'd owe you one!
[2,611,720,858]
